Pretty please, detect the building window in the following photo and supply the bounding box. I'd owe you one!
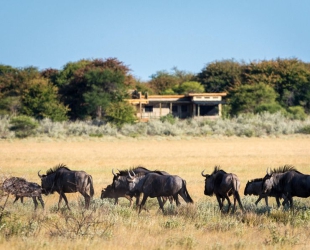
[144,105,153,112]
[181,105,188,112]
[172,105,178,113]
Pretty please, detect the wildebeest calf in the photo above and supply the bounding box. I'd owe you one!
[101,184,134,206]
[2,177,44,210]
[244,178,288,207]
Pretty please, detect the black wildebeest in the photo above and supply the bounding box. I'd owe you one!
[2,177,44,210]
[262,165,310,210]
[101,184,133,206]
[244,178,287,207]
[126,171,193,213]
[38,164,94,210]
[112,166,173,209]
[201,166,244,213]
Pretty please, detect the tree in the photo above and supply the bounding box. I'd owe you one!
[196,59,242,92]
[105,101,137,128]
[229,83,279,116]
[149,70,179,94]
[173,81,204,94]
[21,79,68,121]
[57,58,133,120]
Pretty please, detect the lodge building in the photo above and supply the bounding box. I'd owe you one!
[127,92,226,121]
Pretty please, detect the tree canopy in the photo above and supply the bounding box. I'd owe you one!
[0,57,310,123]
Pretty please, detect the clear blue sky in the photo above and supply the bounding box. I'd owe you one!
[1,1,309,81]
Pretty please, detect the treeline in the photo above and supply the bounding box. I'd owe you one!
[1,58,310,125]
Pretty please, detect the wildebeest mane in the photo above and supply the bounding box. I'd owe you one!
[271,165,301,174]
[45,163,71,176]
[212,166,226,175]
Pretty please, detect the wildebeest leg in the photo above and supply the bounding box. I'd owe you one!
[38,195,44,209]
[264,196,269,207]
[124,194,133,207]
[157,197,165,213]
[275,197,281,208]
[216,195,224,211]
[13,196,20,204]
[32,197,38,210]
[58,195,63,210]
[224,196,231,213]
[58,192,70,210]
[161,197,168,206]
[114,197,119,205]
[234,191,244,212]
[139,194,148,214]
[288,196,294,211]
[135,193,141,209]
[255,195,264,206]
[84,195,91,209]
[168,196,174,204]
[173,194,181,206]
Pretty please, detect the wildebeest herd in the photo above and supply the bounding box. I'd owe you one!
[1,164,310,213]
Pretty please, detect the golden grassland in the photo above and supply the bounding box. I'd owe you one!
[0,136,310,249]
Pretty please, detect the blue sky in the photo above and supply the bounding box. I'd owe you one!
[1,1,309,81]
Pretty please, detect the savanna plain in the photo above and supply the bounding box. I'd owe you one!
[0,136,310,250]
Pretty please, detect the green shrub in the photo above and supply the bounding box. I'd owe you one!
[105,102,137,128]
[9,115,39,138]
[255,103,284,114]
[160,114,176,124]
[299,125,310,134]
[286,106,307,120]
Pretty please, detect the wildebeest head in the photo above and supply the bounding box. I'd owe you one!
[38,170,56,195]
[101,184,114,199]
[244,181,250,195]
[201,170,214,196]
[126,170,140,193]
[244,178,263,196]
[262,167,275,194]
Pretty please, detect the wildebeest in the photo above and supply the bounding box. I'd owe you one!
[101,184,133,206]
[201,166,244,213]
[111,166,173,209]
[126,171,194,213]
[244,178,287,207]
[2,177,44,210]
[38,164,94,210]
[262,165,310,210]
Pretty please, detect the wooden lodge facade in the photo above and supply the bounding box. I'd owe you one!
[127,92,227,121]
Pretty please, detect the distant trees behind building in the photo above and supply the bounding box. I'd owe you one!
[1,57,310,125]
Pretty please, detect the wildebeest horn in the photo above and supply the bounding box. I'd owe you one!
[201,170,208,177]
[112,169,117,176]
[38,170,42,178]
[266,168,270,175]
[128,170,136,179]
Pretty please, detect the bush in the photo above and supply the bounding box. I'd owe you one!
[299,125,310,134]
[255,103,284,114]
[286,106,307,120]
[160,114,176,125]
[105,102,137,128]
[9,115,39,138]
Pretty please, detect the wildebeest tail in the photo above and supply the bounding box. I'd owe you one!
[182,180,194,203]
[232,176,244,211]
[88,175,95,197]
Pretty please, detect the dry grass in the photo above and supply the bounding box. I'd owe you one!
[0,136,310,249]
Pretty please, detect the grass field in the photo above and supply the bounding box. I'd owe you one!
[0,136,310,249]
